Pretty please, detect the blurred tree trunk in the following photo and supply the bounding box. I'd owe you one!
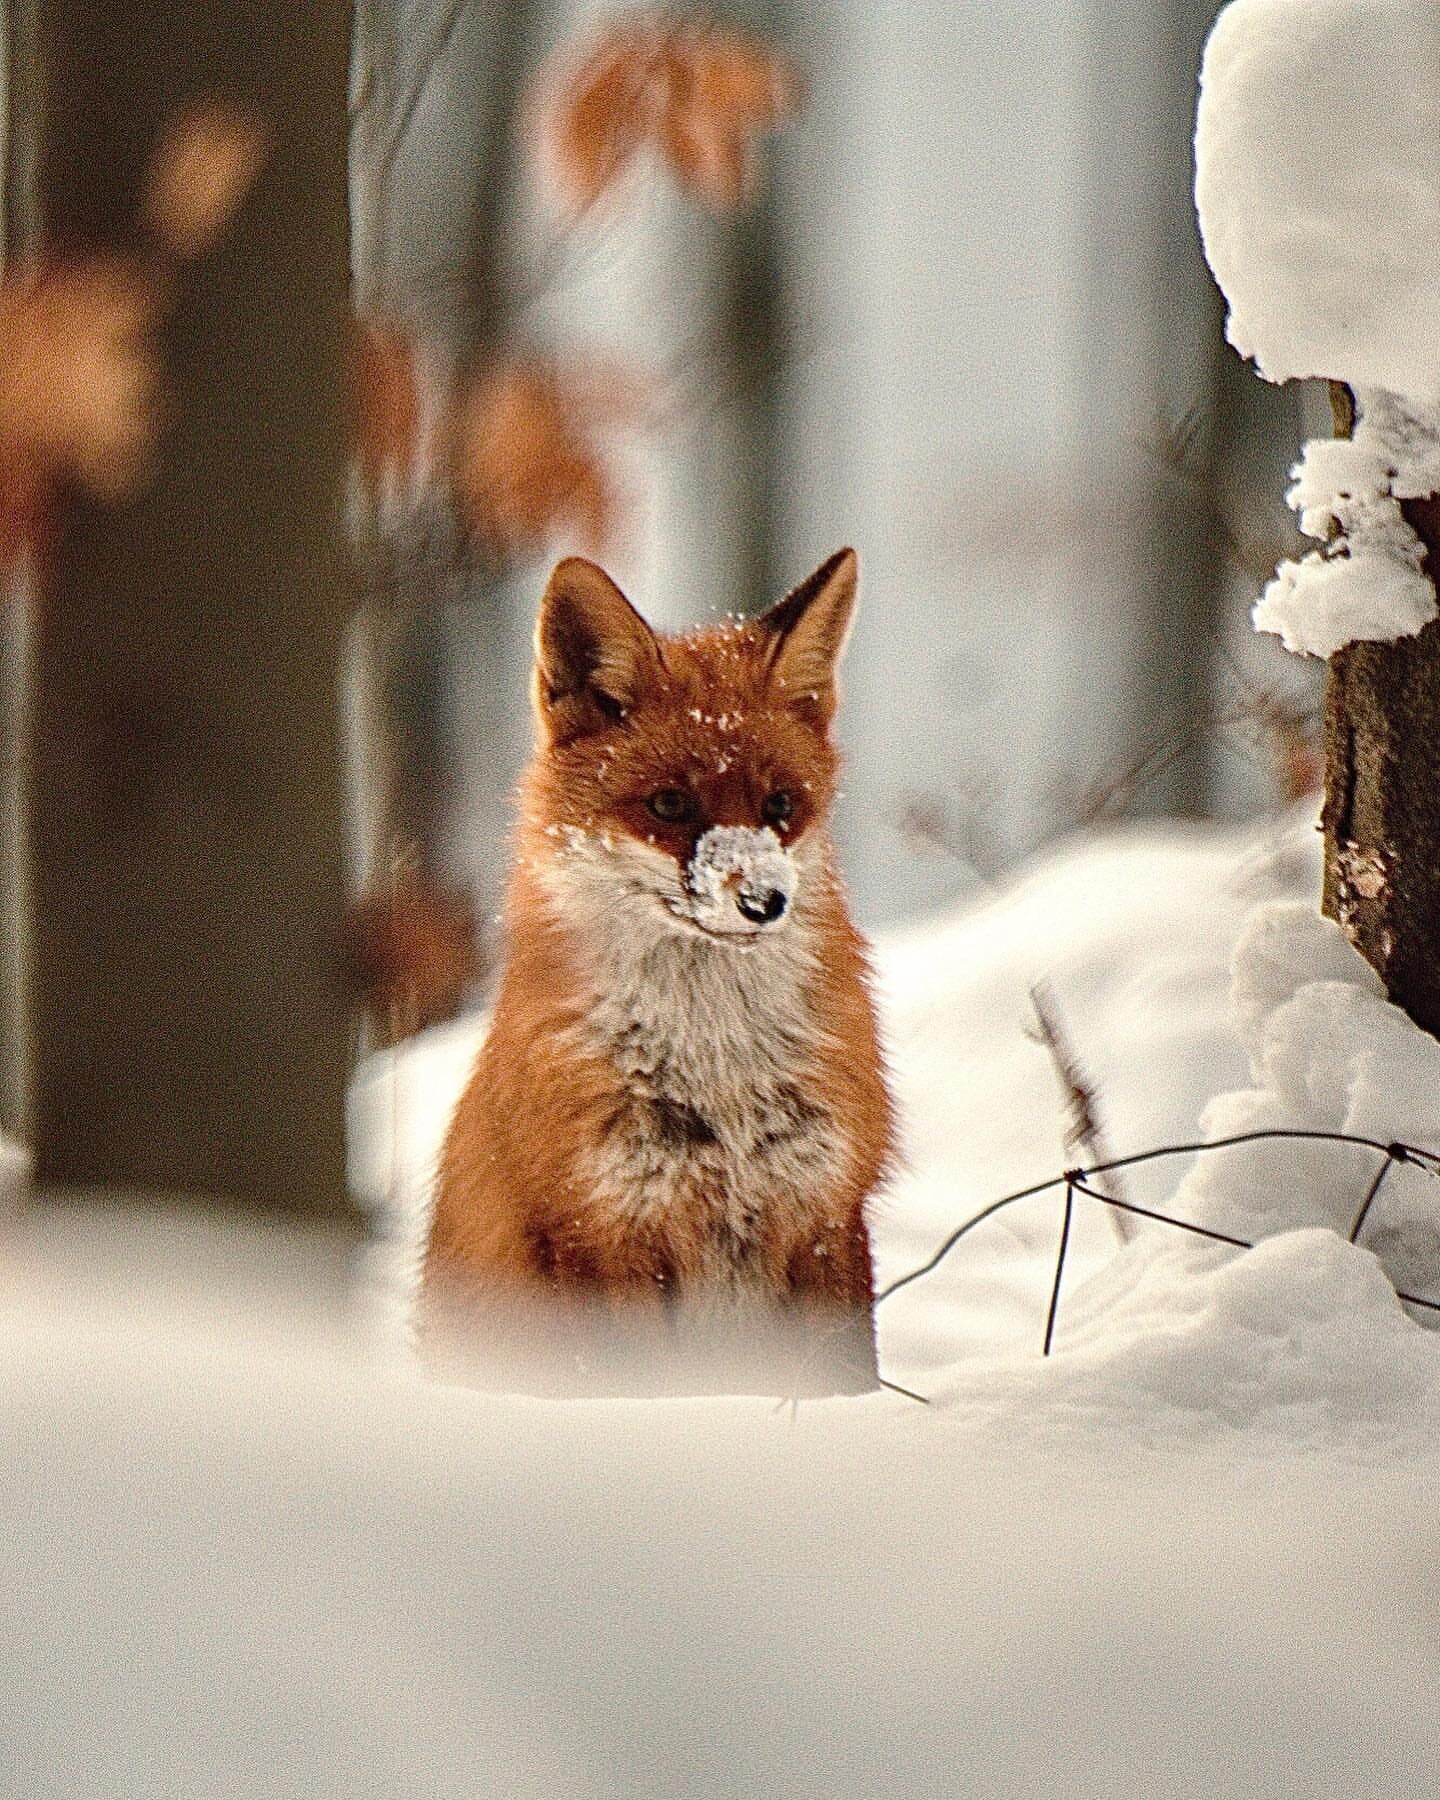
[720,180,786,616]
[0,0,41,1139]
[1321,385,1440,1040]
[28,2,359,1216]
[388,0,537,874]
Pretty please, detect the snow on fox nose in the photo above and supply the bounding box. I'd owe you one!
[680,825,796,935]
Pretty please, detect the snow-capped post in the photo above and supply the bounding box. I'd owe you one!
[26,4,360,1216]
[1195,0,1440,1037]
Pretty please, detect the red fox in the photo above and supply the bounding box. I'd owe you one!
[421,547,895,1394]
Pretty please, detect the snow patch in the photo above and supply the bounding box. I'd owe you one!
[1253,543,1435,658]
[1195,0,1440,397]
[1355,386,1440,499]
[1160,901,1440,1307]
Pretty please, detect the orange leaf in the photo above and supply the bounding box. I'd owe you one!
[445,356,642,559]
[0,256,162,506]
[346,873,481,1035]
[144,102,269,258]
[656,28,801,210]
[539,21,661,214]
[352,317,423,498]
[535,14,800,214]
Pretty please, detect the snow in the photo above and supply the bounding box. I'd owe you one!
[1197,5,1440,654]
[1253,538,1435,658]
[1252,417,1437,657]
[1195,0,1440,398]
[1355,385,1440,500]
[14,815,1440,1793]
[675,822,796,932]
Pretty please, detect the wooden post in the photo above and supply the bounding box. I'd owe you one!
[27,3,359,1216]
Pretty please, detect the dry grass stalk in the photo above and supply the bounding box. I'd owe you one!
[1028,981,1133,1245]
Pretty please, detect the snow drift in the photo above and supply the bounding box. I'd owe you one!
[10,819,1440,1796]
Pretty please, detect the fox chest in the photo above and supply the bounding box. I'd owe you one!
[574,999,849,1268]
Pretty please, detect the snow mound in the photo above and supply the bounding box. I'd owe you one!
[1195,0,1440,396]
[1160,902,1440,1308]
[1253,541,1435,658]
[949,1226,1440,1453]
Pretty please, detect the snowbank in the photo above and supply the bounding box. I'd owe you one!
[1195,0,1440,397]
[7,1292,1440,1798]
[11,819,1440,1795]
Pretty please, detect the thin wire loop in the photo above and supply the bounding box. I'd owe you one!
[876,1126,1440,1308]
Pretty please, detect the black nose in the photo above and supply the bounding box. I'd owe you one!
[737,888,788,925]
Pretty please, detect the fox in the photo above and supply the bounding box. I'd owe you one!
[421,547,895,1395]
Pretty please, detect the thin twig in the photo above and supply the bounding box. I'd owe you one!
[1349,1146,1406,1246]
[878,1376,930,1405]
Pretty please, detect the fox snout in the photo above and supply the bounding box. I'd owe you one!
[672,824,797,938]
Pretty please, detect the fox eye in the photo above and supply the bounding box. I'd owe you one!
[647,787,698,824]
[761,790,794,828]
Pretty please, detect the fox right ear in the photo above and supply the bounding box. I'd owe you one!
[534,557,662,742]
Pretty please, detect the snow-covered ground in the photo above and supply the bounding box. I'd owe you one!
[9,815,1440,1797]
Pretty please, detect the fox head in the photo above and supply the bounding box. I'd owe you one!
[520,548,858,947]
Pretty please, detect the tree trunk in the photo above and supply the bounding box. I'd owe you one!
[27,2,359,1216]
[1321,385,1440,1038]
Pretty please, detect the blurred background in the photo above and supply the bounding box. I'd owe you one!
[348,0,1324,973]
[0,0,1333,1158]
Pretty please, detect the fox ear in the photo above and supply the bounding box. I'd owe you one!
[759,548,858,725]
[534,557,662,742]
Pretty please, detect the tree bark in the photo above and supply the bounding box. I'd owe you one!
[1322,384,1440,1038]
[27,3,359,1216]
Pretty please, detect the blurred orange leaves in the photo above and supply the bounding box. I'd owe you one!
[444,355,646,558]
[0,258,162,558]
[346,863,481,1037]
[0,100,269,566]
[143,102,269,260]
[538,14,801,214]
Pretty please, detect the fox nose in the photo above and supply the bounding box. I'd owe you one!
[737,887,788,925]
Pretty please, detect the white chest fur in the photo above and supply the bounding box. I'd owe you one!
[567,915,848,1272]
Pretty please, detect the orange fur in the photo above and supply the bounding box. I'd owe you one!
[422,549,895,1393]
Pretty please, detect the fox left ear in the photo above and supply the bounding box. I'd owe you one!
[759,547,858,725]
[534,556,663,744]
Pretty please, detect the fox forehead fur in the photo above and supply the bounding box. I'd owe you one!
[423,547,895,1393]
